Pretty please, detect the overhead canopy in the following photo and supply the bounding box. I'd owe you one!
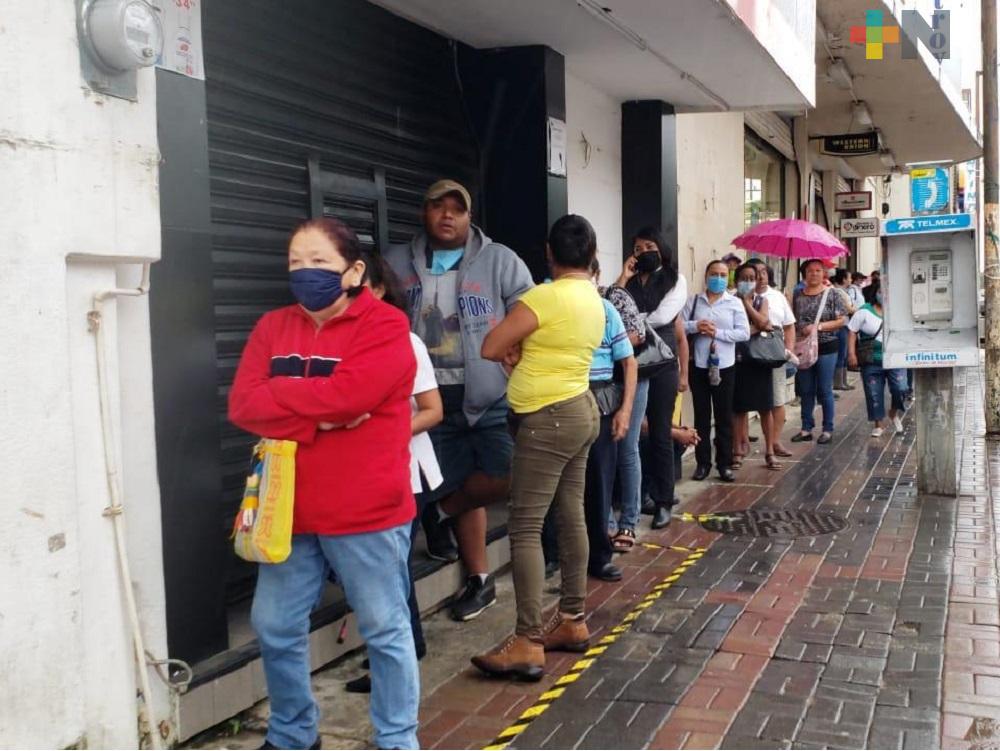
[809,0,980,177]
[368,0,816,111]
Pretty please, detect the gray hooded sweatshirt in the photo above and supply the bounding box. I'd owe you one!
[384,225,534,425]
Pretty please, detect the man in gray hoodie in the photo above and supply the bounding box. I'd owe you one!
[385,179,534,621]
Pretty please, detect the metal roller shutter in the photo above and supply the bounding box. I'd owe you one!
[203,0,480,601]
[744,111,795,161]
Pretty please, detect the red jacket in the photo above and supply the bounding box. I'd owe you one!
[228,289,417,535]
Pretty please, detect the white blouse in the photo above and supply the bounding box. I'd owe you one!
[409,333,443,494]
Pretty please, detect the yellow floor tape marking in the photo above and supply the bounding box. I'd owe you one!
[483,546,706,750]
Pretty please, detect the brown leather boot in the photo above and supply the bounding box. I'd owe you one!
[471,634,545,681]
[541,611,590,652]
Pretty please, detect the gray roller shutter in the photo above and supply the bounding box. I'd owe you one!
[203,0,479,601]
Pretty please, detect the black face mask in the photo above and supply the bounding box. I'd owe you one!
[635,251,661,274]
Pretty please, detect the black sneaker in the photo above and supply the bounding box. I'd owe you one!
[421,502,459,562]
[449,575,497,621]
[544,560,560,579]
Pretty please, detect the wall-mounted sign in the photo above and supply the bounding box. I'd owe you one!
[152,0,204,80]
[835,191,872,211]
[910,167,950,215]
[840,217,880,238]
[820,132,879,156]
[547,117,567,177]
[883,213,971,235]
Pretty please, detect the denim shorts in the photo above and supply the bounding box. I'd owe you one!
[428,398,514,500]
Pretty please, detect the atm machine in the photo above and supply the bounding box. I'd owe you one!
[881,213,979,496]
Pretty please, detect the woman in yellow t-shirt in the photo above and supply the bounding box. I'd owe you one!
[471,215,604,681]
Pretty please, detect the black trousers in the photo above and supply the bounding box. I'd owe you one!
[645,362,679,509]
[584,414,616,570]
[690,365,735,471]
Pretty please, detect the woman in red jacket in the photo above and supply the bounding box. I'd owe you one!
[228,218,418,751]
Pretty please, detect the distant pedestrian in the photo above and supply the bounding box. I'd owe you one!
[682,260,750,483]
[750,260,795,459]
[847,279,907,437]
[583,258,637,583]
[831,269,857,392]
[731,263,781,470]
[848,272,866,306]
[792,259,851,445]
[722,251,742,290]
[616,227,689,530]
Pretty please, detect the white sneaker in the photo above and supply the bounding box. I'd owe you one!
[871,426,884,437]
[893,416,904,433]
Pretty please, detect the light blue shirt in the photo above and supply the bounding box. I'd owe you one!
[682,292,751,369]
[430,248,464,275]
[589,300,632,381]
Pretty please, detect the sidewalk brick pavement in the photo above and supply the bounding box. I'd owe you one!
[417,364,999,750]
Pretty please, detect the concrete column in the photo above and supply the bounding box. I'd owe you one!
[915,368,957,496]
[621,100,677,261]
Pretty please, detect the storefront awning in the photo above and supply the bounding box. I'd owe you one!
[368,0,815,111]
[807,0,980,177]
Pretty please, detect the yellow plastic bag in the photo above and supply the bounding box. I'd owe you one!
[232,439,297,563]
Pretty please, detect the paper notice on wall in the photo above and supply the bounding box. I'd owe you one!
[547,117,567,177]
[152,0,205,80]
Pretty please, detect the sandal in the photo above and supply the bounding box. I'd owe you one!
[790,432,813,443]
[612,528,636,552]
[731,457,744,470]
[774,446,793,458]
[765,454,783,471]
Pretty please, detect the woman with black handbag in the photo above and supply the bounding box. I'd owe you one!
[615,227,688,529]
[847,280,907,438]
[731,263,783,470]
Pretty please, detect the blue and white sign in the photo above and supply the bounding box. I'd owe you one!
[883,213,972,236]
[910,167,950,214]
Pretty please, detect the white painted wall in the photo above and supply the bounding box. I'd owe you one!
[675,112,746,292]
[565,70,623,284]
[0,3,169,747]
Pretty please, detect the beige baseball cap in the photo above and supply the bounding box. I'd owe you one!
[424,179,472,212]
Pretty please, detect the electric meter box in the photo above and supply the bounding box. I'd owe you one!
[881,214,978,369]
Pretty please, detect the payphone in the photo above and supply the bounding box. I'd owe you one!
[880,213,978,498]
[881,214,978,368]
[909,249,953,325]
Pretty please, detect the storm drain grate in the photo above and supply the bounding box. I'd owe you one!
[700,509,849,538]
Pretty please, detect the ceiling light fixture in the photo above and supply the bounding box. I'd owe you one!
[853,101,874,128]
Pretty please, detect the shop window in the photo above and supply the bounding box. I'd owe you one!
[744,133,784,230]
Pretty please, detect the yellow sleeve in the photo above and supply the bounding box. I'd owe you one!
[672,393,683,426]
[519,284,551,327]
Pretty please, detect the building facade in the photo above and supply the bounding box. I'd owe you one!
[0,0,979,746]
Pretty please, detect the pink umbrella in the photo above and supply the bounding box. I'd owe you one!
[730,218,849,261]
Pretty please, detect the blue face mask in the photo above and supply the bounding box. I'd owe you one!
[707,276,728,294]
[875,292,883,306]
[737,280,755,296]
[289,268,344,311]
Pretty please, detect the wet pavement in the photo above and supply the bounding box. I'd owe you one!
[192,364,999,750]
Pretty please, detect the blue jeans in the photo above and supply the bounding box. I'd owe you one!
[861,365,908,422]
[836,327,849,368]
[609,378,649,532]
[797,351,837,433]
[252,527,419,750]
